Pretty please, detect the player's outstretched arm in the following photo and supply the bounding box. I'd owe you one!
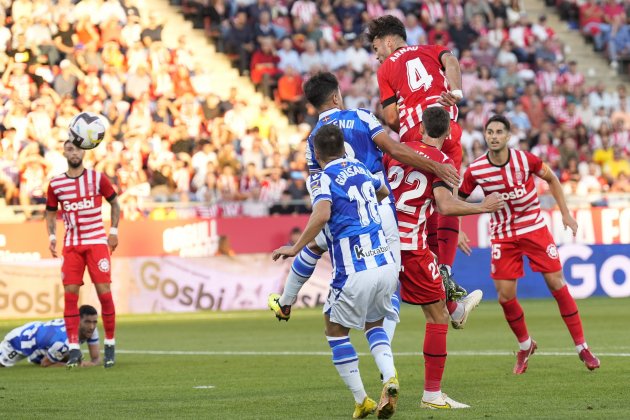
[39,356,65,368]
[45,209,58,258]
[538,163,578,237]
[272,200,331,261]
[81,343,101,366]
[434,186,504,216]
[373,132,460,187]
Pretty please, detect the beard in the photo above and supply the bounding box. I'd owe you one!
[68,158,83,169]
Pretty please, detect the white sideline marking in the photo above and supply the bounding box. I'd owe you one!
[193,386,215,389]
[117,350,630,357]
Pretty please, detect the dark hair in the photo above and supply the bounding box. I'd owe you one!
[303,72,339,108]
[422,107,451,138]
[313,124,345,160]
[484,114,511,131]
[366,15,407,43]
[80,305,98,317]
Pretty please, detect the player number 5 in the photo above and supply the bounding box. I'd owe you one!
[492,244,501,259]
[406,58,433,92]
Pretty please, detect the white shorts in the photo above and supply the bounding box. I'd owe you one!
[315,203,401,270]
[324,263,399,331]
[0,328,26,367]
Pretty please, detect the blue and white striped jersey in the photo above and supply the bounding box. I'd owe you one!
[7,319,98,364]
[309,158,395,288]
[306,107,394,204]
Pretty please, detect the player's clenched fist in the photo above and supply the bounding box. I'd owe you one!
[481,192,505,212]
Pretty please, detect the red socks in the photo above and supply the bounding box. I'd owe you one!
[437,214,459,267]
[98,292,116,340]
[445,300,457,315]
[500,298,529,343]
[64,292,80,345]
[423,323,448,392]
[552,285,585,345]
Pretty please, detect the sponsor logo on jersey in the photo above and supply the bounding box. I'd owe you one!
[63,197,95,211]
[353,244,389,260]
[98,258,110,272]
[546,244,559,259]
[500,185,527,201]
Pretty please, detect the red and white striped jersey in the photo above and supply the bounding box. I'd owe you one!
[46,169,116,247]
[383,142,452,252]
[459,149,546,240]
[377,44,458,143]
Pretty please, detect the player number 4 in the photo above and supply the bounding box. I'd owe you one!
[406,58,433,92]
[492,243,501,259]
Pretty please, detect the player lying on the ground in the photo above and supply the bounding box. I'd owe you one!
[458,114,600,374]
[272,124,400,419]
[0,305,100,368]
[385,107,504,410]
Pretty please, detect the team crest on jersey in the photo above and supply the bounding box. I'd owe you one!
[546,244,559,259]
[98,258,110,272]
[515,170,524,185]
[88,182,95,195]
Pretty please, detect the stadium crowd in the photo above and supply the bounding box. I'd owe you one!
[0,0,628,221]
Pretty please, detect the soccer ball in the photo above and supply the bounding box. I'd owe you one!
[68,112,106,150]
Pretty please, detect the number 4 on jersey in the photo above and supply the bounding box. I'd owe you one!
[406,58,433,92]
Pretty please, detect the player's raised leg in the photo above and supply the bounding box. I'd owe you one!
[268,239,324,321]
[543,271,600,370]
[437,122,467,301]
[89,245,116,368]
[445,289,483,329]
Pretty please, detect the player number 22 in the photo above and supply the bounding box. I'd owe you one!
[406,58,433,92]
[387,166,428,215]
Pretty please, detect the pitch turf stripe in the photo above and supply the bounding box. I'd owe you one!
[115,350,630,357]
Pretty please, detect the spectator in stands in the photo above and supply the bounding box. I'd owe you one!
[225,11,255,76]
[277,66,305,125]
[607,14,630,69]
[405,13,427,45]
[579,0,611,52]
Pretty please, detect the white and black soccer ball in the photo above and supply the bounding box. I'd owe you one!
[68,112,107,150]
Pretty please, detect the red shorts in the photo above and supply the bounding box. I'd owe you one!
[490,227,562,280]
[407,121,463,171]
[399,249,445,305]
[62,244,111,286]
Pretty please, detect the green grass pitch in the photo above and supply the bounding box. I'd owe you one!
[1,297,629,419]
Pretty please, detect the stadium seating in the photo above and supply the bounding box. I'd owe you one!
[0,0,628,223]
